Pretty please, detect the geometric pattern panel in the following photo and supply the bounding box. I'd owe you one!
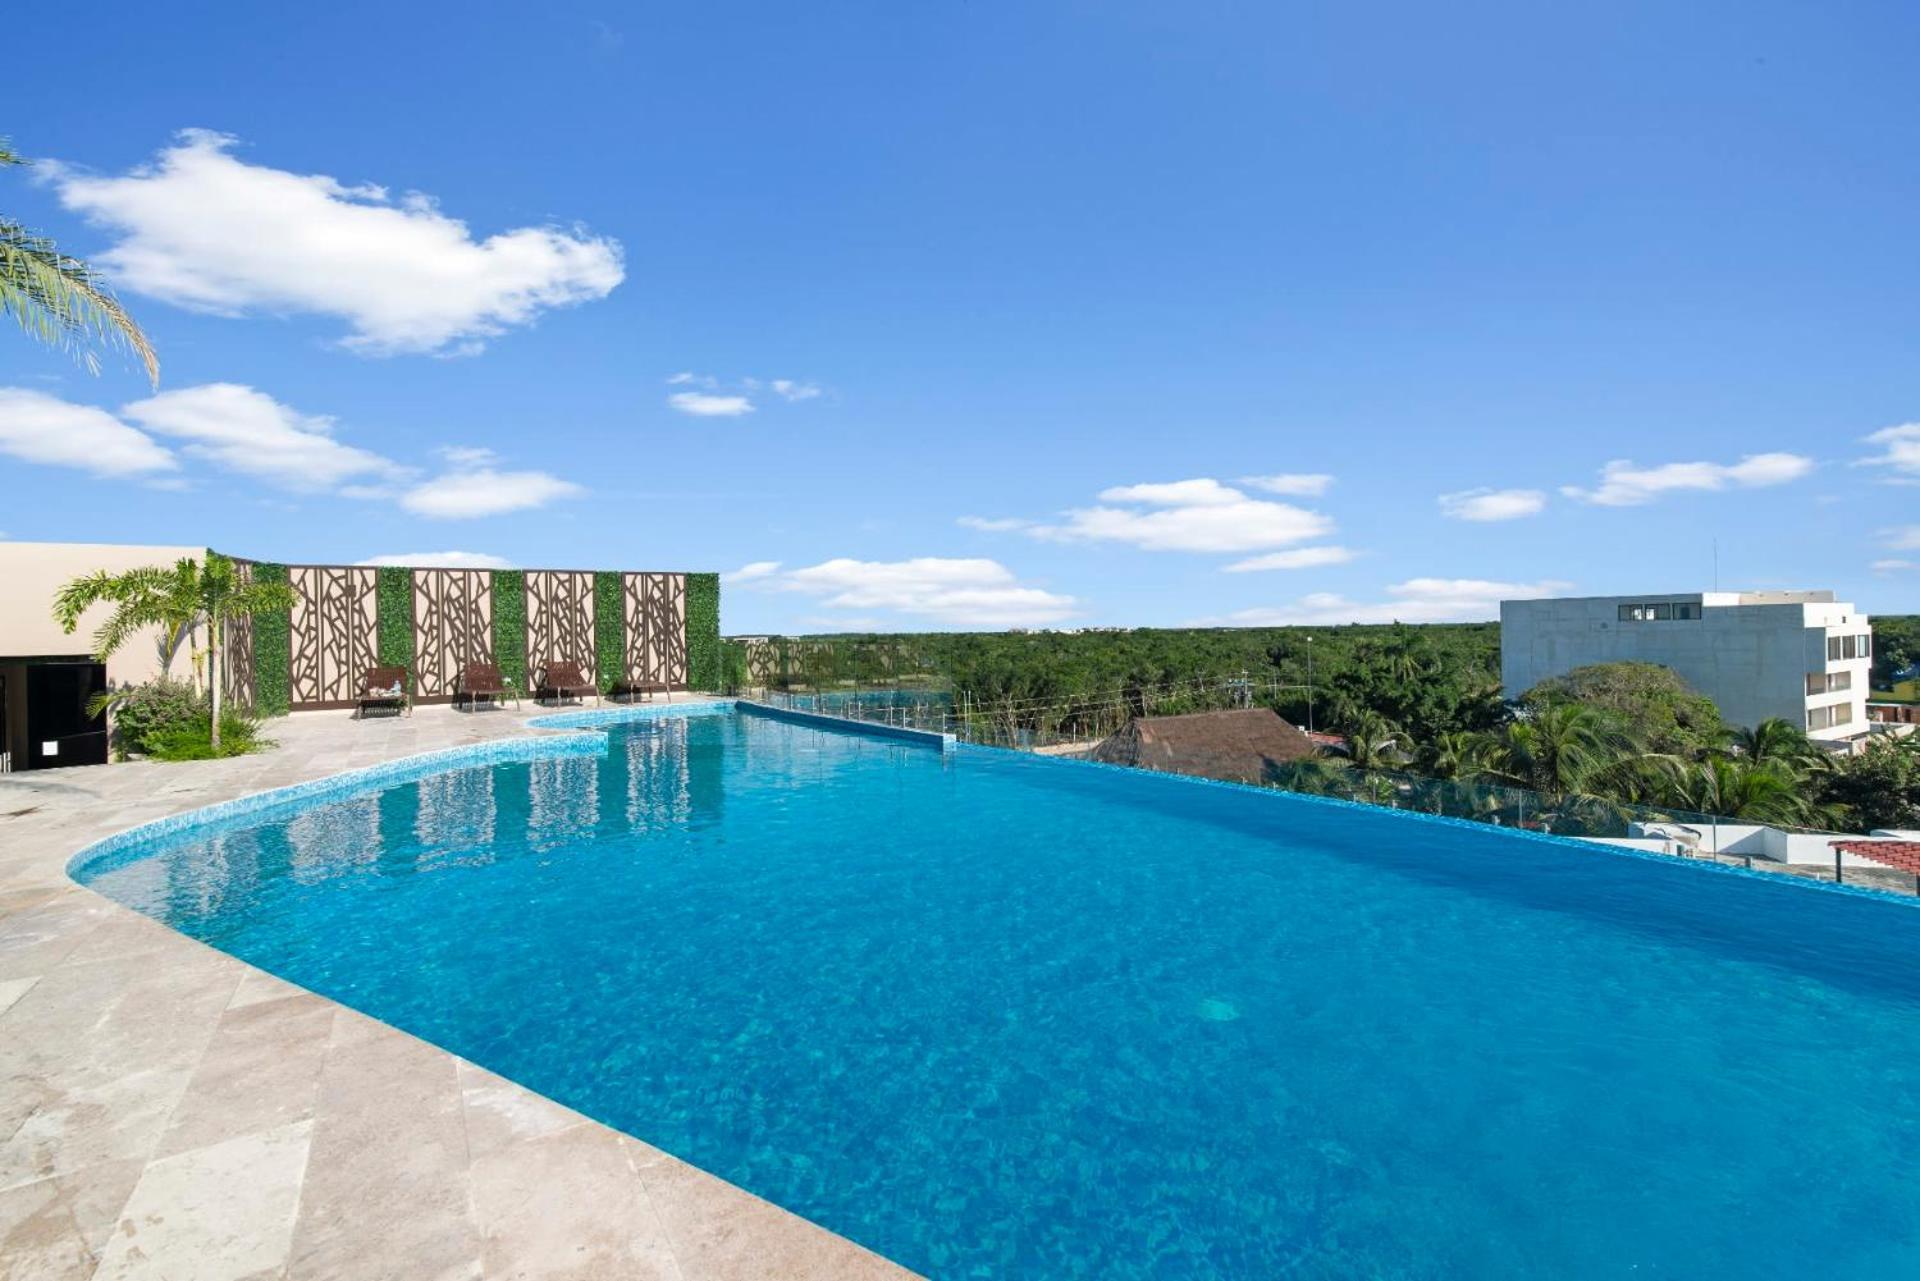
[412,569,495,700]
[288,565,378,708]
[623,572,687,686]
[525,570,597,686]
[222,558,257,711]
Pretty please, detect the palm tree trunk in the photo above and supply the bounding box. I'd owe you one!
[210,615,223,753]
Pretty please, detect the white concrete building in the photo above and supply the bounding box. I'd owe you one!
[1500,590,1872,744]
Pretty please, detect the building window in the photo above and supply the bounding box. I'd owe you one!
[1808,673,1827,696]
[1617,601,1698,622]
[1833,670,1851,693]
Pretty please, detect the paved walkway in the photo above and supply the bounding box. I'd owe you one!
[0,701,916,1281]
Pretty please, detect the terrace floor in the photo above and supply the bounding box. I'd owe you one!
[0,699,917,1281]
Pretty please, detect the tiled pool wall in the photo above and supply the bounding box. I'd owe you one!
[68,699,739,881]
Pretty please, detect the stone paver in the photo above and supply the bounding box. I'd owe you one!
[0,702,917,1280]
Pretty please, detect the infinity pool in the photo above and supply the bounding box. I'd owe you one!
[75,708,1920,1278]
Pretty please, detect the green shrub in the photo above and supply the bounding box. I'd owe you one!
[112,678,207,757]
[375,566,415,670]
[686,572,721,689]
[594,571,625,693]
[492,569,527,692]
[144,709,271,761]
[253,562,291,716]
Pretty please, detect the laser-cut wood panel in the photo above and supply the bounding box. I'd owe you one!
[288,566,378,709]
[412,569,495,700]
[623,572,687,686]
[525,570,597,685]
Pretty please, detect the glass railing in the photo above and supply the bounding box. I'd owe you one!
[739,682,1915,899]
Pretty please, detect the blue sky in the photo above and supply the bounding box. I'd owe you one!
[4,1,1918,633]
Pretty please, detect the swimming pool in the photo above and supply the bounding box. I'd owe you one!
[73,707,1920,1278]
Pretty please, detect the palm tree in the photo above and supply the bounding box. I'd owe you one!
[55,552,292,751]
[1480,703,1643,800]
[1671,756,1814,826]
[1731,717,1823,769]
[2,139,158,384]
[1427,729,1494,780]
[1342,711,1414,770]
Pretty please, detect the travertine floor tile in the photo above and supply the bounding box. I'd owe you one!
[93,1120,312,1281]
[471,1122,682,1281]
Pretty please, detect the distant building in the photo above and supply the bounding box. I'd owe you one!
[1500,591,1872,744]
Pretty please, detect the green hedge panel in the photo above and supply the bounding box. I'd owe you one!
[375,567,415,673]
[253,562,291,717]
[492,570,527,692]
[686,572,721,690]
[593,570,624,693]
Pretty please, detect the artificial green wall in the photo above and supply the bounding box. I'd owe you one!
[593,570,624,693]
[492,569,527,692]
[375,567,414,673]
[253,562,291,717]
[686,572,721,690]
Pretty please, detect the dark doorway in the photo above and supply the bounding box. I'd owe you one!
[1,659,109,770]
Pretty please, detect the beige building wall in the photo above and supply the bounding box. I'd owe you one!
[0,541,206,689]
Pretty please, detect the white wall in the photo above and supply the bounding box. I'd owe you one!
[1501,594,1871,737]
[0,541,206,689]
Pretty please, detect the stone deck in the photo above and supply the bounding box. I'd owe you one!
[0,701,917,1281]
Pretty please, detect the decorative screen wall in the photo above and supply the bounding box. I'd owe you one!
[412,569,494,700]
[624,572,688,686]
[525,570,598,686]
[217,556,710,713]
[288,566,379,708]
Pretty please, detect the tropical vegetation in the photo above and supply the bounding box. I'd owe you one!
[54,551,295,754]
[2,137,157,383]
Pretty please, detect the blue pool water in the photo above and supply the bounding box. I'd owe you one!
[75,709,1920,1278]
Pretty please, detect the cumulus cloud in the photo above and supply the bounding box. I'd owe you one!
[49,130,623,355]
[1027,477,1333,553]
[667,391,754,417]
[122,382,401,491]
[1203,577,1571,626]
[0,387,176,477]
[1561,453,1813,506]
[1241,473,1333,497]
[957,516,1035,532]
[1438,487,1547,522]
[1871,559,1915,573]
[755,557,1075,627]
[357,551,513,569]
[1859,423,1920,478]
[725,560,782,583]
[397,451,582,519]
[1221,546,1357,573]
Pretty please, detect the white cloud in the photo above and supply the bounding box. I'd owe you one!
[1860,423,1920,478]
[398,451,583,520]
[357,551,512,569]
[1203,577,1571,626]
[1221,546,1357,573]
[1882,525,1920,551]
[725,560,782,582]
[1438,487,1547,522]
[1561,453,1813,506]
[50,130,623,355]
[1241,473,1333,497]
[766,557,1075,627]
[1871,559,1915,573]
[0,387,176,477]
[1096,478,1243,507]
[667,391,754,418]
[1028,477,1333,553]
[770,379,821,402]
[122,383,400,491]
[957,516,1034,532]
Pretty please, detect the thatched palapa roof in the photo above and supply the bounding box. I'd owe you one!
[1089,707,1318,785]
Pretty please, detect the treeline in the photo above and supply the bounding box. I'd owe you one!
[734,618,1920,831]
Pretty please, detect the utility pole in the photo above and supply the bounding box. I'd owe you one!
[1306,635,1315,734]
